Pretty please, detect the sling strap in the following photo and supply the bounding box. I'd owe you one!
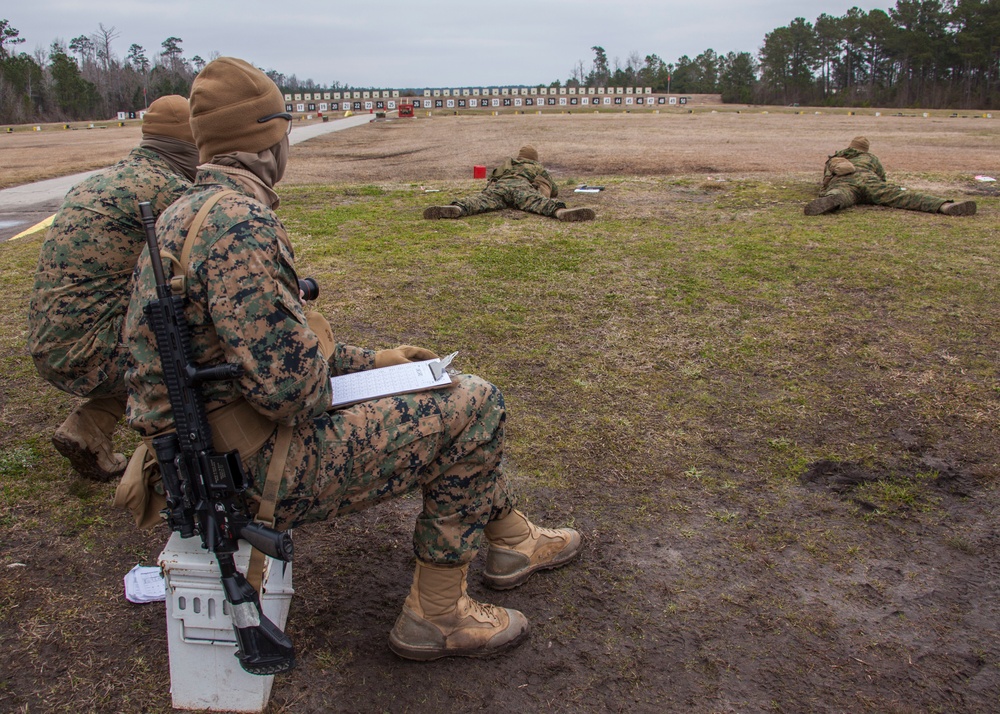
[247,423,293,592]
[171,188,293,592]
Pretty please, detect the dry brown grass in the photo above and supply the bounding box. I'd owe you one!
[1,124,143,189]
[4,107,997,192]
[286,108,999,186]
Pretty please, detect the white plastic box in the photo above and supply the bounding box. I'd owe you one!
[158,531,294,713]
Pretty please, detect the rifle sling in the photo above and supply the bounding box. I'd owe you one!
[247,423,293,593]
[169,187,293,592]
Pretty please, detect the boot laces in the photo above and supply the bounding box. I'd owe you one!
[467,597,504,624]
[532,524,570,542]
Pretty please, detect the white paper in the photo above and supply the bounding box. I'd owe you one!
[124,564,166,604]
[331,358,453,408]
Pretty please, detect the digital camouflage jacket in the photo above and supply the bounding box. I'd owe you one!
[28,147,191,397]
[822,147,887,189]
[125,165,376,438]
[488,157,559,198]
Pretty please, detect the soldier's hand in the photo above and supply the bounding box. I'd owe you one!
[374,345,439,368]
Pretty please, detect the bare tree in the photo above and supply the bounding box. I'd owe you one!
[92,23,119,72]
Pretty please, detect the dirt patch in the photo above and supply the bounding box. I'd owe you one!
[281,110,997,186]
[1,108,999,714]
[4,108,997,190]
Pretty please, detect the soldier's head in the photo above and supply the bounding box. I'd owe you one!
[141,95,198,180]
[849,136,869,152]
[517,145,539,162]
[189,57,290,177]
[142,95,195,145]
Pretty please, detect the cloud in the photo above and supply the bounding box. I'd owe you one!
[7,0,894,87]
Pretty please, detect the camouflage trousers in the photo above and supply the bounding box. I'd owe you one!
[821,173,948,213]
[251,374,516,565]
[30,319,130,399]
[453,180,565,217]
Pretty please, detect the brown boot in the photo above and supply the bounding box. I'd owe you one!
[388,561,529,661]
[940,200,977,216]
[804,195,842,216]
[554,207,596,222]
[52,396,127,481]
[483,510,582,590]
[423,205,463,219]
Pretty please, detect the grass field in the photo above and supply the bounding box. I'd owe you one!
[1,110,999,713]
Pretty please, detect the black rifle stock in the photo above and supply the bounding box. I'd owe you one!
[138,201,295,675]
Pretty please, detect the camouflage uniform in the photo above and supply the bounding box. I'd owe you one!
[28,147,191,398]
[452,157,566,217]
[817,148,948,213]
[125,166,516,564]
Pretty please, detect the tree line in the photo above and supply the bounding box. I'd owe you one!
[0,20,327,124]
[563,1,1000,109]
[3,1,999,124]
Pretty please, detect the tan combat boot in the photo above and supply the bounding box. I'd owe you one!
[52,396,127,481]
[554,207,596,222]
[483,510,582,590]
[940,200,977,216]
[423,205,463,219]
[389,561,529,661]
[804,195,842,215]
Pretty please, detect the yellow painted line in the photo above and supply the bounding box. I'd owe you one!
[10,214,54,241]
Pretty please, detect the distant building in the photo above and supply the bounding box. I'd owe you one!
[282,87,720,114]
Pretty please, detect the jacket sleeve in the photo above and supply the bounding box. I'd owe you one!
[199,216,333,425]
[872,156,887,181]
[331,343,376,375]
[542,169,558,198]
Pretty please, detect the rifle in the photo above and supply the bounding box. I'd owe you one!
[138,201,296,675]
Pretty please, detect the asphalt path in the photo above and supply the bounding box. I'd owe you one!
[0,112,379,243]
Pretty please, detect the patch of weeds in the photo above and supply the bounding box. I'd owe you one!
[855,474,940,519]
[767,437,793,451]
[0,443,54,505]
[679,363,705,379]
[709,509,740,524]
[944,535,977,555]
[314,646,354,670]
[0,445,36,478]
[342,185,385,197]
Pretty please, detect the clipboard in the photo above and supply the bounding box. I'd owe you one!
[330,352,458,408]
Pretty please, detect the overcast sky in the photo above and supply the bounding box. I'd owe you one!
[8,1,894,88]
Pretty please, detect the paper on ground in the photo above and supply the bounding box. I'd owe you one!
[331,358,453,408]
[125,564,166,603]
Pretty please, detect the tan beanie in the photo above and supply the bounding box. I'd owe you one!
[849,136,869,152]
[517,145,539,161]
[142,95,195,144]
[189,57,288,163]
